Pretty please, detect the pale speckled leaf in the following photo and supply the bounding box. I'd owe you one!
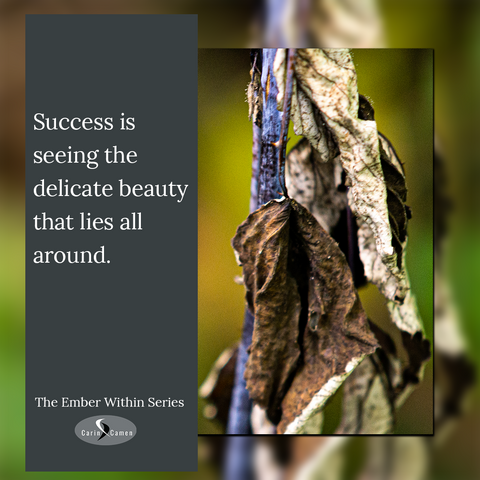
[336,322,404,434]
[351,127,431,423]
[301,411,324,434]
[336,356,396,434]
[357,220,400,302]
[274,48,407,300]
[352,125,423,331]
[285,138,346,234]
[387,286,423,336]
[357,214,419,334]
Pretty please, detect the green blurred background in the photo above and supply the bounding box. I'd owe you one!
[198,49,433,434]
[1,0,480,479]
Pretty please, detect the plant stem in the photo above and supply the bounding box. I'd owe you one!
[227,48,284,435]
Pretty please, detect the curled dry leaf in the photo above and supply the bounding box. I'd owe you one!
[354,97,427,350]
[285,137,346,234]
[247,59,263,128]
[232,197,378,433]
[355,96,410,301]
[274,48,407,300]
[336,321,430,434]
[357,213,423,336]
[274,49,335,164]
[286,137,369,290]
[198,345,238,428]
[337,356,396,434]
[340,96,431,430]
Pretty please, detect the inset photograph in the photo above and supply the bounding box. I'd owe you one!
[198,49,433,435]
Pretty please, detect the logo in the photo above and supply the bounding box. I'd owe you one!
[95,418,110,440]
[75,415,137,446]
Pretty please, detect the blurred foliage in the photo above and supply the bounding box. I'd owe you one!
[382,1,480,378]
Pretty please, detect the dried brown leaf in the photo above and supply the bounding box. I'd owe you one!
[232,197,378,432]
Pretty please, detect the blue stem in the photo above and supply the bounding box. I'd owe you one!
[222,436,255,480]
[226,310,254,434]
[226,48,283,435]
